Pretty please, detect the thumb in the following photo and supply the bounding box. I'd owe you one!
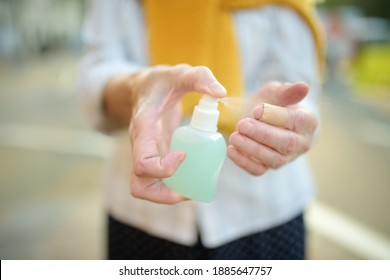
[174,65,227,98]
[159,65,227,113]
[259,82,309,107]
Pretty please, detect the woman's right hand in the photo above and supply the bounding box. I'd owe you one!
[104,65,226,204]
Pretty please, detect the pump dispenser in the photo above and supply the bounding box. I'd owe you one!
[164,95,226,202]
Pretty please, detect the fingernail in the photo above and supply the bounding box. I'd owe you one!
[208,81,226,96]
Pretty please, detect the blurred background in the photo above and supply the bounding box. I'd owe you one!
[0,0,389,259]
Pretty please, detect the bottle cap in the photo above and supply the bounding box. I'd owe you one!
[190,95,220,132]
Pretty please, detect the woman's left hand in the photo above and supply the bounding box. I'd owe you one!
[227,81,318,176]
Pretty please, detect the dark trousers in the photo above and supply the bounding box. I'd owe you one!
[108,213,305,260]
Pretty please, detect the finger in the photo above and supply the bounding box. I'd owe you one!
[227,145,268,176]
[252,104,318,133]
[285,107,318,134]
[229,132,288,169]
[131,108,186,178]
[175,65,227,98]
[161,104,182,151]
[158,65,227,113]
[260,82,309,107]
[235,118,307,156]
[130,174,189,204]
[254,103,289,127]
[132,150,186,178]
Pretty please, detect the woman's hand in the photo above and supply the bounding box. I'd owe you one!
[128,65,226,204]
[228,82,318,176]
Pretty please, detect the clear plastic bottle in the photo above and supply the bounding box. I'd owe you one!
[164,95,226,202]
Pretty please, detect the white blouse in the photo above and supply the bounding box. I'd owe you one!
[78,0,320,248]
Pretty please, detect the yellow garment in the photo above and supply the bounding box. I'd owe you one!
[144,0,324,133]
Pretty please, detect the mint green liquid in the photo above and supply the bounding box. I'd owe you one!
[164,126,226,202]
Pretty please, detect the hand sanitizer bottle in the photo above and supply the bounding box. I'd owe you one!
[164,95,226,202]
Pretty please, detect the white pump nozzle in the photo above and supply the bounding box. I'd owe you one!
[190,95,220,132]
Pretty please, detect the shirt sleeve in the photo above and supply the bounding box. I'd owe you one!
[77,0,143,133]
[266,7,322,121]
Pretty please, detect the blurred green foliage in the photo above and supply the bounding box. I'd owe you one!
[350,44,390,96]
[322,0,389,19]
